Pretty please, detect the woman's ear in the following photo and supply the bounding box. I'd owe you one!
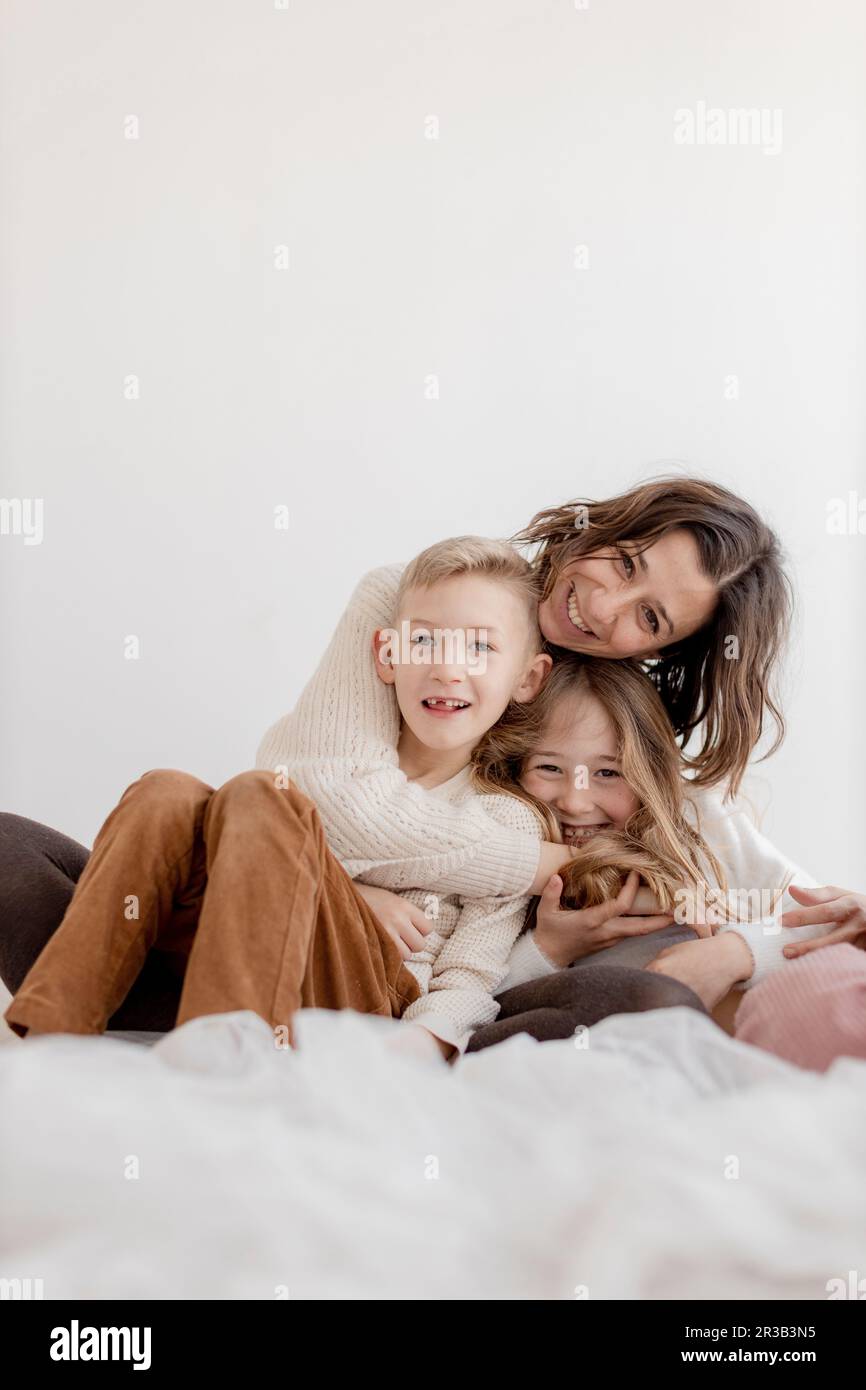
[371,628,396,686]
[513,651,552,703]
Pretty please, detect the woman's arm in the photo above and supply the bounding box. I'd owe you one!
[255,564,545,898]
[499,785,836,995]
[684,784,834,988]
[497,877,678,993]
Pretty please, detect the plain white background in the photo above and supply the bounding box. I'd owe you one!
[1,0,864,886]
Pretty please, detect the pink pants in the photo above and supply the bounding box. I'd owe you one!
[734,944,866,1073]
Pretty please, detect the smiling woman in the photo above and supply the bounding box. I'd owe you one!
[514,477,792,793]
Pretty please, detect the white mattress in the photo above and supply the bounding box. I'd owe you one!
[1,1005,864,1299]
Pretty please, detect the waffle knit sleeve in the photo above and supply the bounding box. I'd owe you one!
[401,794,542,1053]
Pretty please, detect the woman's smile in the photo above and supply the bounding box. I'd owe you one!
[565,583,600,640]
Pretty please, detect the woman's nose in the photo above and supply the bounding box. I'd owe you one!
[587,587,625,626]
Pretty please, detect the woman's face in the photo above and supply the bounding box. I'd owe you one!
[537,528,718,659]
[519,690,640,847]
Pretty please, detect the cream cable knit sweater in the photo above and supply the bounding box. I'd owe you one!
[256,564,833,1016]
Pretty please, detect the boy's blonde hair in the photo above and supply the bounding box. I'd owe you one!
[394,535,543,655]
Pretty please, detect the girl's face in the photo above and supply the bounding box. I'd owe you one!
[519,689,640,847]
[537,528,718,659]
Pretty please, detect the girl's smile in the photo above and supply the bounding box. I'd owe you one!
[519,690,641,841]
[558,819,614,846]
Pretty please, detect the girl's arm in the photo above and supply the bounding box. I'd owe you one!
[255,564,547,898]
[400,790,544,1052]
[401,887,535,1055]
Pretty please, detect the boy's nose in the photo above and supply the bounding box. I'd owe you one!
[430,665,467,684]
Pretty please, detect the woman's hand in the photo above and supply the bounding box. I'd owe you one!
[354,883,436,959]
[779,885,866,958]
[644,932,754,1010]
[533,870,676,967]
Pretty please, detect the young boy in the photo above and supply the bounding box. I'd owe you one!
[6,537,570,1060]
[354,536,556,1059]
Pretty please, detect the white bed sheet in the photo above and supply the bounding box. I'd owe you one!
[1,1005,864,1300]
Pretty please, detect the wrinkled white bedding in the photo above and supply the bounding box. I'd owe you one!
[1,1005,864,1300]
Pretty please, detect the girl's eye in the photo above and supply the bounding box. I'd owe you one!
[535,763,562,775]
[642,606,660,636]
[595,768,621,779]
[619,552,636,578]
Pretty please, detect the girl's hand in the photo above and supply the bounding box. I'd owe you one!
[534,870,676,967]
[354,883,436,959]
[644,932,753,1010]
[779,885,866,958]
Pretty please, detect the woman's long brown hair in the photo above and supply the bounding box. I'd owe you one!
[510,476,793,796]
[470,653,733,917]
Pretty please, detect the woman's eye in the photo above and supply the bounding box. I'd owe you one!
[642,606,660,635]
[535,764,562,775]
[596,768,621,779]
[620,552,635,578]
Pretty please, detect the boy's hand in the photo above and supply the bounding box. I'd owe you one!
[644,932,753,1010]
[780,885,866,958]
[534,870,676,967]
[354,883,437,959]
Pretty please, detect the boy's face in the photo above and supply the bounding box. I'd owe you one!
[373,575,547,755]
[519,690,640,846]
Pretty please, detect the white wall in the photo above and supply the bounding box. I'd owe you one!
[2,0,864,886]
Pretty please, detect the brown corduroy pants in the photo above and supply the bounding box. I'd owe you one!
[4,769,421,1039]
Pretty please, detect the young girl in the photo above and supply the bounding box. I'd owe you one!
[460,652,849,1057]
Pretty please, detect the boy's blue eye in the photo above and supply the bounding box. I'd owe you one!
[411,632,434,645]
[470,640,492,653]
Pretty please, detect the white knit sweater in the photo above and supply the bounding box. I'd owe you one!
[256,563,832,1019]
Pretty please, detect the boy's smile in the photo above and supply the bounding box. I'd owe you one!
[420,696,472,717]
[372,573,550,788]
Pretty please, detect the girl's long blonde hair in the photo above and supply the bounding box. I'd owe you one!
[470,652,732,917]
